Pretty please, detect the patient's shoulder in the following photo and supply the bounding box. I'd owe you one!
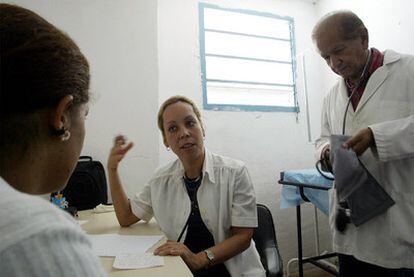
[0,183,80,252]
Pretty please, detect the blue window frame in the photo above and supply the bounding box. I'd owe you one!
[199,3,298,112]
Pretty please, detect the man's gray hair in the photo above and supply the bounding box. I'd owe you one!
[312,10,366,41]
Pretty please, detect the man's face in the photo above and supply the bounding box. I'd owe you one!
[316,26,368,82]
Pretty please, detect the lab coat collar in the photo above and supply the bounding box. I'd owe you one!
[338,80,352,113]
[202,148,216,184]
[338,49,401,113]
[354,50,399,113]
[175,148,216,184]
[383,49,401,65]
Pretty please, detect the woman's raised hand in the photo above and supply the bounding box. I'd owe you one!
[108,135,134,170]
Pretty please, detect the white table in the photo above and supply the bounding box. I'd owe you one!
[78,210,193,277]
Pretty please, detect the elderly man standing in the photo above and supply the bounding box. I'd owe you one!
[312,10,414,277]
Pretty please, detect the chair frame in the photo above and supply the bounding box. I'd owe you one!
[253,204,284,277]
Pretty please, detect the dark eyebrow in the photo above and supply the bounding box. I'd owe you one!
[184,115,196,120]
[332,43,346,50]
[166,120,176,125]
[333,45,345,51]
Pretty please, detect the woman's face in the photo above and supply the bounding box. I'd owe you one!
[67,103,88,169]
[162,101,205,164]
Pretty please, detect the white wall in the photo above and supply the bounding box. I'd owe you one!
[3,0,160,197]
[157,0,330,271]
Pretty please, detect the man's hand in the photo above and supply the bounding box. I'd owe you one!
[320,145,332,172]
[343,128,375,156]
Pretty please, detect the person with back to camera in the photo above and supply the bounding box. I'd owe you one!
[107,95,266,276]
[312,10,414,276]
[0,4,106,276]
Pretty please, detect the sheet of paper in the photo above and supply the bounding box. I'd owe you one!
[88,234,163,257]
[76,220,88,226]
[93,204,115,213]
[113,253,164,269]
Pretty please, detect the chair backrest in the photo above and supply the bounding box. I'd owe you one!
[253,204,283,277]
[62,156,108,210]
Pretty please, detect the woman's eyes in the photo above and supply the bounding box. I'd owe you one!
[167,120,196,133]
[168,126,177,133]
[186,120,196,127]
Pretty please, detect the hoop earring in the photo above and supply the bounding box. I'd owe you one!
[61,129,71,141]
[50,127,71,141]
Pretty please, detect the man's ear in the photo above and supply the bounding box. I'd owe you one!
[359,27,369,48]
[50,95,74,130]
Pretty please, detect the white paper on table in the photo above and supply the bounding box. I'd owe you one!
[93,204,115,213]
[113,253,164,269]
[88,234,163,256]
[76,220,88,226]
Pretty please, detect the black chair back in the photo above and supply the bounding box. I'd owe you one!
[253,204,283,277]
[62,156,108,210]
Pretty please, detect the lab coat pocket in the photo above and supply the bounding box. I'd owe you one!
[390,192,414,247]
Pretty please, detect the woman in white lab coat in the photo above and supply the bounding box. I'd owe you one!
[108,95,265,277]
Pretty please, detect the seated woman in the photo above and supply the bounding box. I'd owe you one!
[0,4,105,276]
[108,95,265,276]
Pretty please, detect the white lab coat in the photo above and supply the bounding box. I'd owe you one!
[130,148,266,276]
[316,50,414,269]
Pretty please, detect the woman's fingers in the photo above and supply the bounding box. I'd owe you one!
[114,135,126,145]
[158,249,181,256]
[153,242,200,271]
[154,242,185,256]
[123,141,134,153]
[108,135,134,170]
[111,135,134,153]
[112,143,134,156]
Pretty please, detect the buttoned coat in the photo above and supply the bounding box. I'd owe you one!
[316,50,414,268]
